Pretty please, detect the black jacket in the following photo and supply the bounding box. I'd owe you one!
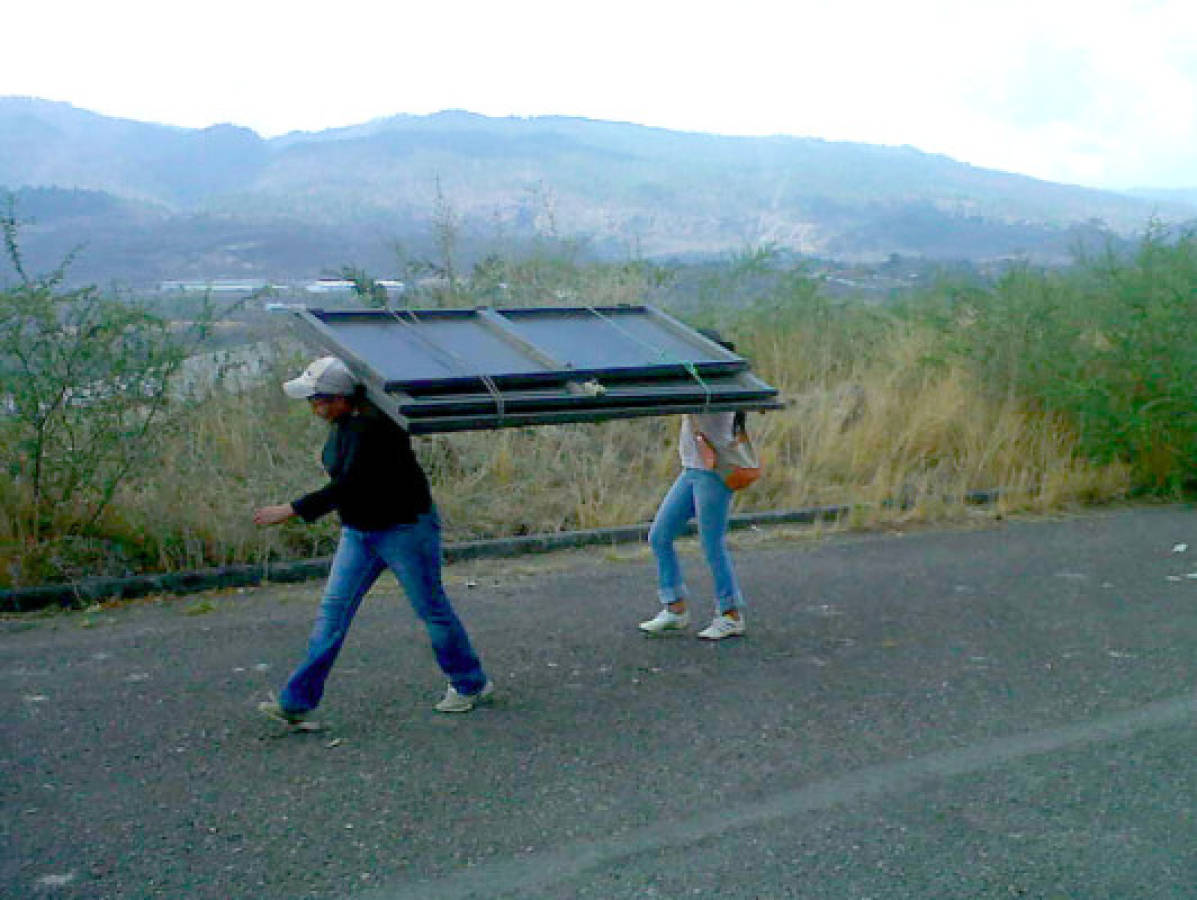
[291,405,432,530]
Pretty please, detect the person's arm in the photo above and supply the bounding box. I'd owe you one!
[253,423,358,527]
[253,503,296,526]
[289,420,370,522]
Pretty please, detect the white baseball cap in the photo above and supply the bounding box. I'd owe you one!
[283,356,359,399]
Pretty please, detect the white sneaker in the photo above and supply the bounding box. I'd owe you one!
[638,608,690,634]
[697,613,746,640]
[435,680,495,713]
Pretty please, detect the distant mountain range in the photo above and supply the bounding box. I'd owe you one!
[2,96,1193,285]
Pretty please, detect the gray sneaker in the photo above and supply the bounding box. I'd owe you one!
[257,697,308,725]
[435,680,495,713]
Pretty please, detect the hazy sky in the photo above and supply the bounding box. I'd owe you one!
[5,0,1195,190]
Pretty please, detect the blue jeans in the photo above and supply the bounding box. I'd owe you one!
[279,509,486,714]
[648,468,743,614]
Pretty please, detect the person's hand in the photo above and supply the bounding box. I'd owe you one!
[253,504,295,526]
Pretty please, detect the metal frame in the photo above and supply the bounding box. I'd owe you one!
[289,304,782,433]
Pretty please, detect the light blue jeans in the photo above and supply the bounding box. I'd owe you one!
[648,468,744,614]
[279,509,486,714]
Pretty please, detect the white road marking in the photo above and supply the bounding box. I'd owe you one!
[370,690,1197,899]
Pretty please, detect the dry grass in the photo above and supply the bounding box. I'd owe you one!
[1,310,1131,587]
[163,321,1127,554]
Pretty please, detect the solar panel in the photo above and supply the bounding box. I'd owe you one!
[289,305,782,433]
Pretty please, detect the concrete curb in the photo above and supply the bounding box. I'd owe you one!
[0,492,998,612]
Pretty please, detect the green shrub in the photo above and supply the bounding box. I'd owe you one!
[0,202,218,581]
[912,226,1196,494]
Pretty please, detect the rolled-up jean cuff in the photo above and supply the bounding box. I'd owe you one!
[716,595,745,614]
[657,587,688,605]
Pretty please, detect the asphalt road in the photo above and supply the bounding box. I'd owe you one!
[3,505,1194,899]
